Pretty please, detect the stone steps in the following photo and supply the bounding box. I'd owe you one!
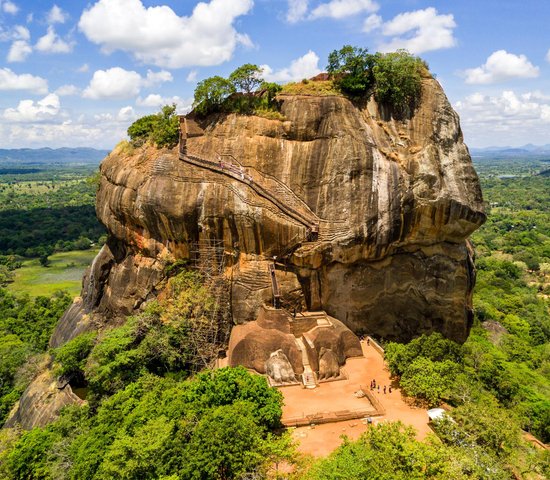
[235,269,271,291]
[295,337,317,388]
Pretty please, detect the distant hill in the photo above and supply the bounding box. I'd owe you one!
[470,144,550,157]
[0,148,110,165]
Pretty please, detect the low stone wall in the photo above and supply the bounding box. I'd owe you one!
[283,406,379,428]
[366,336,385,356]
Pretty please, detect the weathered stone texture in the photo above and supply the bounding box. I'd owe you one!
[55,77,486,346]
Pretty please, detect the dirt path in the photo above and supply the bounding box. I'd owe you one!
[286,340,432,457]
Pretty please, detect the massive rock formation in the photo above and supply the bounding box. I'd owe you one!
[53,75,483,348]
[8,74,486,429]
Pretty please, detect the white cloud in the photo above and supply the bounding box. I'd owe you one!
[143,69,172,87]
[262,50,321,83]
[363,13,381,32]
[35,26,73,54]
[2,1,18,14]
[82,67,172,100]
[55,84,80,96]
[286,0,308,23]
[186,70,198,83]
[310,0,378,20]
[546,49,550,63]
[377,8,456,54]
[0,121,109,148]
[3,93,60,122]
[11,25,29,40]
[77,63,89,73]
[0,68,48,93]
[0,24,29,42]
[116,106,136,122]
[455,89,550,146]
[463,50,539,85]
[78,0,254,68]
[7,40,31,62]
[135,93,187,109]
[47,5,68,24]
[83,67,142,99]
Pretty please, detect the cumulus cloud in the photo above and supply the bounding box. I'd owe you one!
[135,94,190,111]
[363,13,381,32]
[0,68,48,93]
[463,50,539,85]
[377,7,456,54]
[47,5,68,24]
[455,89,550,146]
[143,69,172,87]
[2,26,32,61]
[77,63,89,73]
[286,0,308,23]
[83,68,142,99]
[82,67,172,99]
[35,26,73,53]
[7,39,31,61]
[0,121,111,148]
[261,50,321,83]
[2,1,18,14]
[310,0,378,20]
[78,0,254,68]
[186,70,198,83]
[55,84,80,96]
[3,93,61,122]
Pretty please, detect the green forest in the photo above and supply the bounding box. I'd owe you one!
[0,155,549,479]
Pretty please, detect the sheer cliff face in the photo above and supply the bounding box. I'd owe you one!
[53,77,485,347]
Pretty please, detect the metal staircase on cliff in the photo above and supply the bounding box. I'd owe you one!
[178,116,349,252]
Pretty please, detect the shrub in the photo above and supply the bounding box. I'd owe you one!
[150,104,179,148]
[127,104,179,149]
[370,50,426,113]
[229,64,263,94]
[327,45,426,113]
[327,45,374,97]
[193,76,236,115]
[53,331,96,378]
[127,114,157,146]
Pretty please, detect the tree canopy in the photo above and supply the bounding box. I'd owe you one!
[127,104,179,148]
[327,45,427,113]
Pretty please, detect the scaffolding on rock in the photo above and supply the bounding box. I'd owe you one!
[188,239,231,372]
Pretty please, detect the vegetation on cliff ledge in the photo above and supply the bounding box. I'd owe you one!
[191,46,427,120]
[127,104,179,148]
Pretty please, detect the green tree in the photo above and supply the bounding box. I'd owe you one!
[229,63,263,94]
[127,114,158,146]
[307,422,453,479]
[38,254,50,267]
[150,104,179,148]
[193,76,235,115]
[183,402,268,480]
[400,357,459,407]
[326,45,374,97]
[370,50,426,113]
[53,331,96,378]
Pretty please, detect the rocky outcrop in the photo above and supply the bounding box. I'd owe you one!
[51,75,484,347]
[4,369,84,430]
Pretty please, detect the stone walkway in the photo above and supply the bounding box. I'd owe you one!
[286,339,432,457]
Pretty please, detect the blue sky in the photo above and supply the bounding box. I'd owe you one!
[0,0,549,149]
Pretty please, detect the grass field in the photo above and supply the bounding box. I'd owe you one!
[8,248,100,297]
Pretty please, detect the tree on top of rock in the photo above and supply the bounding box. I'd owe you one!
[229,64,264,94]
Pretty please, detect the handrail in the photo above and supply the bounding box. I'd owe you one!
[178,121,349,250]
[182,152,317,228]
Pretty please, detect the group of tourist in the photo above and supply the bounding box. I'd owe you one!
[370,379,391,394]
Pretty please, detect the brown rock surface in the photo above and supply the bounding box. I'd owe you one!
[53,76,485,348]
[4,369,84,430]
